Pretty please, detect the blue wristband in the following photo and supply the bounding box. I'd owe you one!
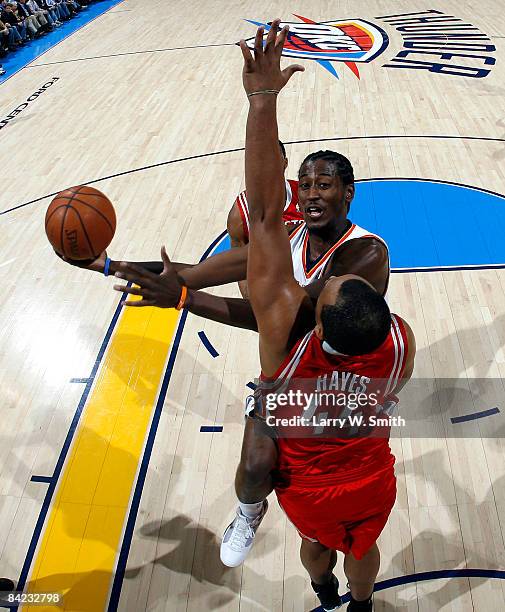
[103,257,111,276]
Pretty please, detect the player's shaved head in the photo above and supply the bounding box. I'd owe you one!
[315,275,391,355]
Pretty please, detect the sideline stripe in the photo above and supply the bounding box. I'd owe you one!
[451,407,500,424]
[200,426,223,433]
[22,299,181,611]
[310,568,505,610]
[30,476,52,484]
[107,230,228,609]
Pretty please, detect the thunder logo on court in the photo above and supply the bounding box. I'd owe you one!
[245,15,389,79]
[245,11,496,80]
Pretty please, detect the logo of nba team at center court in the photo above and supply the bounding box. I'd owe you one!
[244,14,389,80]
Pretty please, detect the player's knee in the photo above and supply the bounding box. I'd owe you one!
[239,453,274,483]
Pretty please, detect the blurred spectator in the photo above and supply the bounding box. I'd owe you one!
[14,1,44,36]
[0,17,23,49]
[25,0,55,29]
[1,2,29,40]
[38,0,62,26]
[51,0,71,20]
[17,0,51,33]
[0,0,107,73]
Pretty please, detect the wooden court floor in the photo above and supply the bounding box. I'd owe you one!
[2,0,505,610]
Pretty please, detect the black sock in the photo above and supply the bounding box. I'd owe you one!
[348,593,373,610]
[311,574,341,608]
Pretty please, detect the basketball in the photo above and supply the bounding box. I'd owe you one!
[45,185,116,260]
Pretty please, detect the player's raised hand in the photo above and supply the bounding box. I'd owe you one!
[113,246,185,308]
[239,18,304,97]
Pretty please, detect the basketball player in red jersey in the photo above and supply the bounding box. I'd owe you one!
[217,22,416,612]
[227,139,302,297]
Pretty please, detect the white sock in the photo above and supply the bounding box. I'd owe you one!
[238,500,264,519]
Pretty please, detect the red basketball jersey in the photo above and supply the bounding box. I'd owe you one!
[235,179,302,242]
[261,314,409,486]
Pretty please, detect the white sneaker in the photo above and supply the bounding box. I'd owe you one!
[220,500,268,567]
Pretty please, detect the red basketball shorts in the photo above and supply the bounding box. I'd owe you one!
[275,465,396,560]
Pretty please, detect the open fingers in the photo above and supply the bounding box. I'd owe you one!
[253,25,264,56]
[281,63,305,83]
[264,18,280,53]
[239,38,253,68]
[275,24,289,55]
[112,284,150,297]
[121,298,156,308]
[161,245,173,270]
[114,263,157,288]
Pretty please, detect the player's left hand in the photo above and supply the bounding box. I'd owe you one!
[113,246,183,308]
[239,18,304,97]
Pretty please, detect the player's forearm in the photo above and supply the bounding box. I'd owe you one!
[107,248,249,289]
[185,291,258,331]
[106,260,192,276]
[245,97,284,223]
[176,246,248,289]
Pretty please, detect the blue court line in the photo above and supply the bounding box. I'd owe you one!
[30,476,52,484]
[246,381,257,390]
[197,331,219,358]
[451,407,500,424]
[310,568,505,610]
[0,0,124,85]
[108,230,228,610]
[200,426,224,433]
[69,377,92,384]
[393,264,505,273]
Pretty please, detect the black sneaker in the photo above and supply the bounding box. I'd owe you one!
[312,574,342,611]
[0,578,15,591]
[347,593,373,611]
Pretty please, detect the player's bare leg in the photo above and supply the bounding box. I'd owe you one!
[344,544,379,610]
[300,540,341,611]
[220,417,277,567]
[234,417,276,502]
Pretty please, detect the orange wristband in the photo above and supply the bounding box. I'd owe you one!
[176,285,188,310]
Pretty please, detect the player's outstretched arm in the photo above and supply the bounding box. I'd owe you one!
[59,244,250,289]
[239,21,308,375]
[112,246,259,330]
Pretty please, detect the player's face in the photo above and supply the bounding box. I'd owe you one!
[298,160,354,231]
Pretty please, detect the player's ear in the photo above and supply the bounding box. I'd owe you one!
[345,184,355,211]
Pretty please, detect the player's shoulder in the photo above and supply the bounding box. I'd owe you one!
[334,235,388,260]
[227,198,246,245]
[393,315,416,347]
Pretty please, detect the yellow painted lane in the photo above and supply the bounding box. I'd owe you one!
[23,300,181,611]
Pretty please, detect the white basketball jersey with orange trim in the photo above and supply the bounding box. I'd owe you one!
[289,222,389,287]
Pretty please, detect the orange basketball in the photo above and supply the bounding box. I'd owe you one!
[45,185,116,260]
